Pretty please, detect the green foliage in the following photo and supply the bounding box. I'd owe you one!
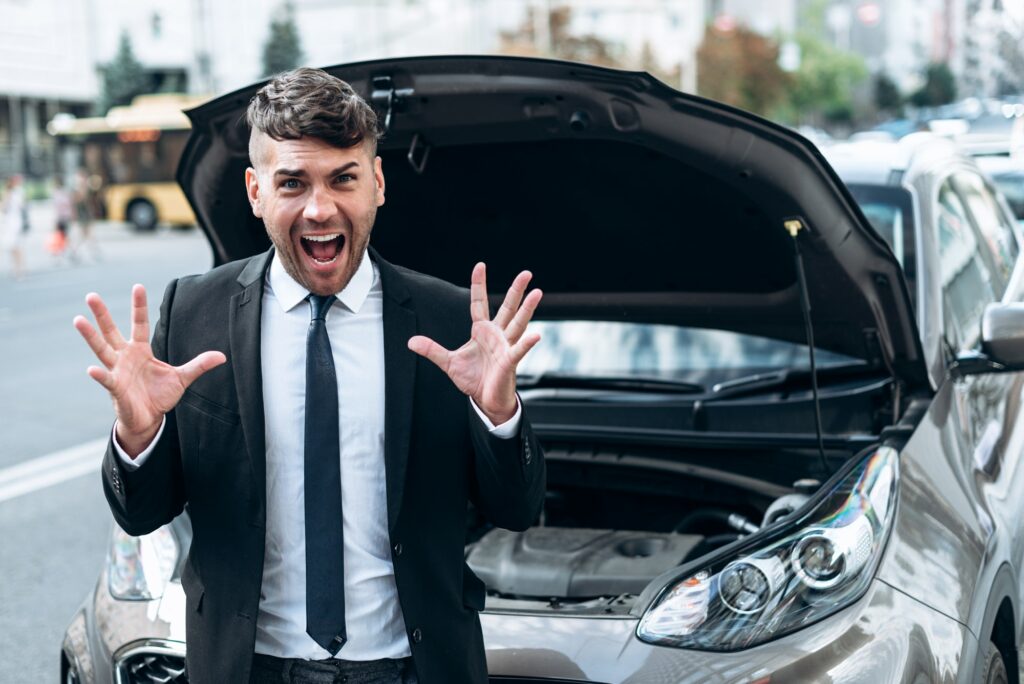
[909,63,956,107]
[262,1,305,77]
[873,72,902,114]
[97,32,150,115]
[789,34,868,123]
[696,25,792,117]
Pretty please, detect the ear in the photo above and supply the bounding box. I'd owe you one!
[245,167,263,218]
[374,156,385,207]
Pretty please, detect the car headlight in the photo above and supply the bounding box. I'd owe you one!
[637,446,897,651]
[107,525,179,600]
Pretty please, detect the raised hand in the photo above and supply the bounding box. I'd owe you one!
[73,284,226,457]
[408,263,542,425]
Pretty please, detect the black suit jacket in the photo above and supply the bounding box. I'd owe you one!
[101,248,546,683]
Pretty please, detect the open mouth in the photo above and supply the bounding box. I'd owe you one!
[300,233,346,265]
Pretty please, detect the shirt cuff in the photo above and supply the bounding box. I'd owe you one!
[112,417,167,470]
[470,396,522,439]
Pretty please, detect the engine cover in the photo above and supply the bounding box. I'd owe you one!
[466,527,702,599]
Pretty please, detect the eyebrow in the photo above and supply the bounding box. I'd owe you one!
[273,161,361,179]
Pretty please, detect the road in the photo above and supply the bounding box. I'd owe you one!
[0,203,212,682]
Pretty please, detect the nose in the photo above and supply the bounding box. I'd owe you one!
[302,185,338,223]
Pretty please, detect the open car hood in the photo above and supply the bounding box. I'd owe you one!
[177,56,928,390]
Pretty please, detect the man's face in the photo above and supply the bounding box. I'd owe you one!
[245,134,385,296]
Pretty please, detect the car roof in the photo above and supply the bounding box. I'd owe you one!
[820,133,963,186]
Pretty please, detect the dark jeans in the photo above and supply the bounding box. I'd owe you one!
[250,653,418,684]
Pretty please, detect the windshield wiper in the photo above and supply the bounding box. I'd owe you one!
[517,372,704,394]
[708,362,875,401]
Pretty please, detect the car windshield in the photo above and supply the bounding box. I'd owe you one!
[518,321,859,378]
[845,184,916,270]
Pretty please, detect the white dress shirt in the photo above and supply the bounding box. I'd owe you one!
[116,251,520,661]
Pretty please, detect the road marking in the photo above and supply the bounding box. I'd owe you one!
[0,437,108,503]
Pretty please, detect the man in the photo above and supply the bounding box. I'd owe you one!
[74,68,546,684]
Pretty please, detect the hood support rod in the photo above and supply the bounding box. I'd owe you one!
[785,218,831,478]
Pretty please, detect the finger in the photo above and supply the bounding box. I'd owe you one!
[504,289,543,345]
[176,351,227,388]
[510,331,542,365]
[469,262,489,323]
[74,315,118,368]
[407,335,452,371]
[86,365,116,392]
[86,292,127,350]
[131,284,150,343]
[492,270,532,329]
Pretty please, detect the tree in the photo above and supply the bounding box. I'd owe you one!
[262,1,305,77]
[499,5,622,67]
[873,71,902,115]
[788,34,868,124]
[909,63,956,108]
[696,25,792,117]
[98,31,150,114]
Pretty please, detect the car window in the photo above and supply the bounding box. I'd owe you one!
[518,321,858,377]
[989,171,1024,221]
[937,179,996,348]
[954,171,1019,294]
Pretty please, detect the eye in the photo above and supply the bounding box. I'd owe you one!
[335,174,355,184]
[281,178,301,190]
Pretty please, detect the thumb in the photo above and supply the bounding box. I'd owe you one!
[177,351,227,388]
[407,335,451,372]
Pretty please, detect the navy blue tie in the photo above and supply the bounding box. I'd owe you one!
[304,294,347,655]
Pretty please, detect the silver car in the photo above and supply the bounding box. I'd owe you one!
[64,57,1024,684]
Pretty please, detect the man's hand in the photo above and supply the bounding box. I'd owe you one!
[73,284,226,457]
[408,263,542,425]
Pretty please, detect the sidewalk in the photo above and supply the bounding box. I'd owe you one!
[1,199,201,279]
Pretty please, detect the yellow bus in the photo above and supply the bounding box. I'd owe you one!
[47,93,208,231]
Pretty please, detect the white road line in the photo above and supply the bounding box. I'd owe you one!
[0,437,108,503]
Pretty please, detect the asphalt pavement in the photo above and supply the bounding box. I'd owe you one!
[0,201,213,682]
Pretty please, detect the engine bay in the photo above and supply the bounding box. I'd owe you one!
[465,441,845,614]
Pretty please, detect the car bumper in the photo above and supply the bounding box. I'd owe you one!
[482,579,979,683]
[65,578,977,683]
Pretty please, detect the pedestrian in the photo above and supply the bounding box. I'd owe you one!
[73,167,101,261]
[74,67,545,684]
[1,174,26,279]
[49,175,74,263]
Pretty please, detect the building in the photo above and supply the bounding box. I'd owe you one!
[0,0,97,178]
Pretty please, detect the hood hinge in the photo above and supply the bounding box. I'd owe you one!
[370,75,415,133]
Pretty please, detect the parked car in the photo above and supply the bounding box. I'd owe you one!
[975,155,1024,225]
[63,57,1024,684]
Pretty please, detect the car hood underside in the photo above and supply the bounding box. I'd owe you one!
[178,55,928,390]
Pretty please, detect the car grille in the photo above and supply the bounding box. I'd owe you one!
[116,651,187,683]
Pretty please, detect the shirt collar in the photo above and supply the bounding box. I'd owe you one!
[267,250,376,314]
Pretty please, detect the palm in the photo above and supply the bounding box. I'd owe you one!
[409,264,542,425]
[107,341,190,429]
[74,285,226,452]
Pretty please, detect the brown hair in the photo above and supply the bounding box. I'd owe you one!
[246,67,380,163]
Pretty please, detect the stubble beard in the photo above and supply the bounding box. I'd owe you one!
[268,213,375,297]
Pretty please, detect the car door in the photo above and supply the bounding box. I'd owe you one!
[939,171,1024,670]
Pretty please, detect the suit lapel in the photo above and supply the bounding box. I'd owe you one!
[372,248,417,533]
[229,250,273,527]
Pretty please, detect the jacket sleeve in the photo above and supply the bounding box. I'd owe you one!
[467,396,545,531]
[101,279,186,536]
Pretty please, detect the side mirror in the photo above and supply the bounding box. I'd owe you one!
[952,303,1024,376]
[981,302,1024,366]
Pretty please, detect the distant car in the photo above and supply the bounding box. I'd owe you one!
[64,58,1024,683]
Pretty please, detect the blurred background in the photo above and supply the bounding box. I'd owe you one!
[0,0,1022,681]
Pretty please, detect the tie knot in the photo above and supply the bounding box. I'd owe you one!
[308,294,336,322]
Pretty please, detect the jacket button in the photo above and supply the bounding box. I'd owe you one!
[393,542,402,557]
[412,628,422,643]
